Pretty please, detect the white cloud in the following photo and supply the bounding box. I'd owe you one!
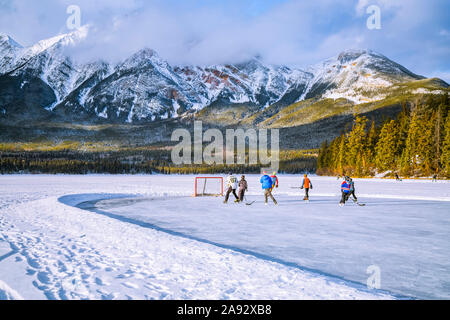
[0,0,448,80]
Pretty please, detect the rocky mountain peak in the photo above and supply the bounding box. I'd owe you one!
[0,31,445,125]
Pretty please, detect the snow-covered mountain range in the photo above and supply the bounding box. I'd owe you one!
[0,28,441,124]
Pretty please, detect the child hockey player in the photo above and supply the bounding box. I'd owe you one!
[261,172,278,205]
[300,174,313,201]
[224,172,239,203]
[238,175,248,203]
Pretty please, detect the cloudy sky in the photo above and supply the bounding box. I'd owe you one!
[0,0,449,81]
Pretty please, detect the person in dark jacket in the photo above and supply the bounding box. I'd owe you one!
[238,175,248,202]
[260,172,278,205]
[347,177,357,202]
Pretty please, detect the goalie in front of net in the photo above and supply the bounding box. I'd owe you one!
[224,172,239,204]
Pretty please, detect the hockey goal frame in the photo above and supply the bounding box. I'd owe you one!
[194,177,224,197]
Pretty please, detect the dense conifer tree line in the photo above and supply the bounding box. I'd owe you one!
[317,94,450,178]
[0,148,317,174]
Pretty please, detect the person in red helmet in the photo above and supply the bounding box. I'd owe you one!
[270,171,279,191]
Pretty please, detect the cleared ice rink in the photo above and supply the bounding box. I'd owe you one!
[75,194,449,299]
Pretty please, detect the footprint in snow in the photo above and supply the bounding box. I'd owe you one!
[57,261,68,273]
[25,256,41,269]
[26,268,36,276]
[98,291,118,300]
[37,271,52,284]
[122,282,139,289]
[95,277,110,286]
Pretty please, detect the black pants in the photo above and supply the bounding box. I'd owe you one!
[304,188,310,198]
[225,187,238,202]
[340,191,357,204]
[340,191,350,204]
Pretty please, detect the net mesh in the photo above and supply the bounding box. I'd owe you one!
[195,177,223,197]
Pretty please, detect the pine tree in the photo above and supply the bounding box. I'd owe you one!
[401,105,435,176]
[401,109,419,176]
[365,120,378,170]
[318,140,329,169]
[441,113,450,178]
[433,102,447,174]
[337,135,346,174]
[328,137,339,171]
[418,112,435,175]
[347,116,368,173]
[397,102,410,154]
[375,120,400,172]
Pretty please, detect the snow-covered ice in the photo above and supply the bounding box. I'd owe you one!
[0,175,449,300]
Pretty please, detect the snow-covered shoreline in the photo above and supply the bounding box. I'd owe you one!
[1,175,448,300]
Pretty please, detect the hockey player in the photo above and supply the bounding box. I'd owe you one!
[270,172,279,191]
[224,172,239,203]
[339,176,351,206]
[238,175,248,203]
[261,172,278,205]
[347,177,358,203]
[300,174,313,201]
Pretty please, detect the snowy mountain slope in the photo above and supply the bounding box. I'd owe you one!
[7,27,89,103]
[55,49,207,123]
[0,30,446,125]
[174,58,313,109]
[302,49,424,104]
[0,33,23,74]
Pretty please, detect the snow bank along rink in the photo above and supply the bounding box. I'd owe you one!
[0,176,447,300]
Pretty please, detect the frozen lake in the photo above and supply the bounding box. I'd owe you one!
[1,174,449,300]
[76,192,450,299]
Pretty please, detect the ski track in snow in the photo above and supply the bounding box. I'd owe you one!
[0,175,448,300]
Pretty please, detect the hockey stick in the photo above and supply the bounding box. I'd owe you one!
[351,198,366,206]
[244,196,255,206]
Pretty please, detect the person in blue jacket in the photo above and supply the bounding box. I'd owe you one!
[260,171,278,205]
[339,176,351,206]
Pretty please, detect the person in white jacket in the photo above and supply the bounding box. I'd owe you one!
[224,172,239,203]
